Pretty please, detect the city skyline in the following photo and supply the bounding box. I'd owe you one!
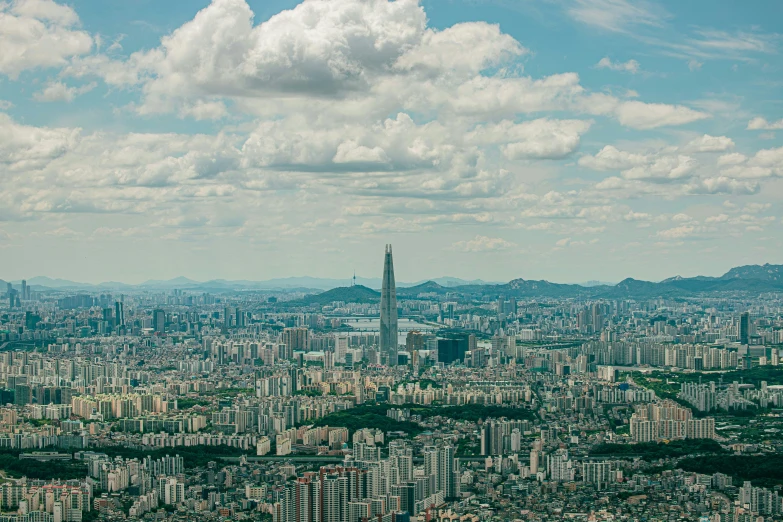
[0,0,782,283]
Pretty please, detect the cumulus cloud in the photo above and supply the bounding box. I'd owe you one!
[685,176,759,195]
[705,214,728,223]
[579,145,648,171]
[716,153,746,167]
[0,0,779,257]
[452,235,515,252]
[596,57,640,74]
[614,101,709,129]
[717,145,783,179]
[0,0,93,78]
[0,112,81,171]
[747,117,783,130]
[656,224,703,240]
[580,145,697,183]
[623,211,653,222]
[468,118,592,160]
[683,134,734,153]
[623,155,697,182]
[33,81,96,102]
[555,236,599,248]
[59,0,715,137]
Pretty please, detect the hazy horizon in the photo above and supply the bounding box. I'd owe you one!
[3,260,779,287]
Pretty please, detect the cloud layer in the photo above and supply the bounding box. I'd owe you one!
[0,0,781,282]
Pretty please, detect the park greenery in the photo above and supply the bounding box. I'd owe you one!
[176,397,212,409]
[95,444,252,468]
[589,439,725,461]
[0,445,255,480]
[293,389,324,397]
[311,407,424,439]
[679,454,783,487]
[0,450,87,480]
[310,403,537,439]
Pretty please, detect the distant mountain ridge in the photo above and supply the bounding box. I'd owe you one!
[300,263,783,303]
[4,275,499,292]
[4,264,783,299]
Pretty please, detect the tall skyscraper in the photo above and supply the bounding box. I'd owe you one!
[740,311,750,345]
[152,309,166,333]
[380,244,398,366]
[115,301,125,329]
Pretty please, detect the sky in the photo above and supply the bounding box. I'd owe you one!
[1,0,782,285]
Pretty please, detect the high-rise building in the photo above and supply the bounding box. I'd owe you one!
[335,335,349,363]
[14,384,31,406]
[423,445,459,499]
[740,311,750,345]
[152,309,166,333]
[115,301,125,329]
[405,331,425,352]
[282,327,310,355]
[380,244,398,366]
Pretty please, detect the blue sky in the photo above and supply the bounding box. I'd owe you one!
[0,0,781,284]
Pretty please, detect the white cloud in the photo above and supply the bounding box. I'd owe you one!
[0,112,80,171]
[743,202,771,214]
[580,145,698,183]
[689,29,778,55]
[58,0,714,135]
[596,57,640,74]
[657,224,702,240]
[1,0,780,267]
[614,101,710,129]
[0,100,13,110]
[555,236,599,247]
[705,214,728,224]
[686,176,759,195]
[33,81,96,102]
[671,213,693,222]
[747,117,783,130]
[623,155,697,182]
[717,145,783,179]
[717,153,746,167]
[178,100,228,121]
[468,118,593,160]
[567,0,665,33]
[683,134,734,153]
[623,211,652,222]
[579,145,648,171]
[452,235,515,252]
[0,0,93,78]
[395,21,527,75]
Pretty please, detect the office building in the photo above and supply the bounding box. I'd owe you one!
[740,311,750,345]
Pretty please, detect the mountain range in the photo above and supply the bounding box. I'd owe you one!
[2,264,783,300]
[0,275,498,292]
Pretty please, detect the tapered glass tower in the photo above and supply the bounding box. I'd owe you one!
[380,244,398,366]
